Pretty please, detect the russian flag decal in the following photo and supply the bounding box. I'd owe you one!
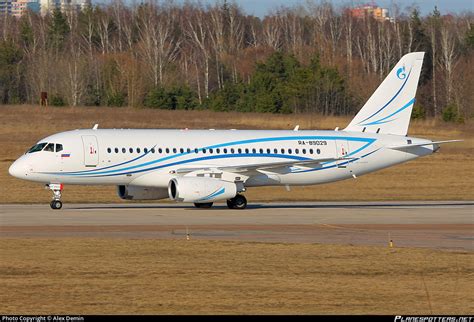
[61,154,71,158]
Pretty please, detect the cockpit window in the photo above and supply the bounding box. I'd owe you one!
[44,143,55,152]
[27,143,47,153]
[56,144,63,152]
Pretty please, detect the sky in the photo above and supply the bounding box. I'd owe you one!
[233,0,473,17]
[101,0,474,17]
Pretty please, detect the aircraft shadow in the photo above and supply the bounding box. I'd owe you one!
[68,202,474,211]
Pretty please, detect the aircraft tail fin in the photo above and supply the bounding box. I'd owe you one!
[344,52,425,136]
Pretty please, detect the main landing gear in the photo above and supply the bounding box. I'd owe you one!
[47,183,63,210]
[227,194,247,210]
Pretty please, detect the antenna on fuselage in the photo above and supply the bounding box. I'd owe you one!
[92,124,99,130]
[293,125,299,131]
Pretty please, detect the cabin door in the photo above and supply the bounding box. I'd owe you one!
[335,139,350,168]
[82,135,99,167]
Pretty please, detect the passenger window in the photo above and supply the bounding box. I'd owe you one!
[107,148,111,153]
[158,148,162,153]
[281,148,285,154]
[144,148,148,153]
[115,148,119,153]
[251,148,256,153]
[274,148,278,154]
[309,149,314,154]
[180,148,184,153]
[165,148,169,153]
[295,149,299,154]
[122,148,126,153]
[194,148,198,154]
[202,149,206,154]
[224,148,228,154]
[172,148,177,153]
[317,149,321,154]
[209,149,213,154]
[187,148,191,153]
[151,148,155,153]
[245,148,249,154]
[230,148,235,153]
[288,149,292,154]
[44,143,55,152]
[216,148,220,154]
[302,149,306,154]
[237,148,242,154]
[129,148,133,153]
[137,148,141,153]
[266,148,270,154]
[56,144,63,152]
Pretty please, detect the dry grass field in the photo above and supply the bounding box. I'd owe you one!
[1,106,472,315]
[0,238,472,314]
[0,105,473,203]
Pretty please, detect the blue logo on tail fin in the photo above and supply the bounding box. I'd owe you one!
[397,66,406,79]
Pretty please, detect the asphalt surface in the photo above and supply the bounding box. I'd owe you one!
[1,201,473,250]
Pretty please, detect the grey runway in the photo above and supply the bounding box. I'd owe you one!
[1,201,473,250]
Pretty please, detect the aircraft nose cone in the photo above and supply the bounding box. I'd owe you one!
[9,159,27,179]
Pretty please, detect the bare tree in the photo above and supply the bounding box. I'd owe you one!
[137,1,180,87]
[439,18,459,106]
[185,5,211,98]
[427,8,441,115]
[262,14,282,50]
[208,3,225,89]
[96,9,111,55]
[344,11,353,77]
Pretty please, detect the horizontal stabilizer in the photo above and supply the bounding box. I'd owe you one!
[388,140,463,150]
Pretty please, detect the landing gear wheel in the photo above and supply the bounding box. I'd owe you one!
[227,195,247,210]
[47,183,63,210]
[194,202,213,209]
[50,200,62,210]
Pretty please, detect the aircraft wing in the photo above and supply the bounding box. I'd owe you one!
[173,156,354,175]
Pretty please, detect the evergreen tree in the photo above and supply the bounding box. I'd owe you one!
[19,16,34,49]
[464,23,474,52]
[49,7,70,50]
[0,40,22,104]
[409,8,432,85]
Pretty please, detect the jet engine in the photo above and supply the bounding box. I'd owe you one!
[117,185,169,200]
[168,177,237,203]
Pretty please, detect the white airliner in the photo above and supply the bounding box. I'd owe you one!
[9,52,460,209]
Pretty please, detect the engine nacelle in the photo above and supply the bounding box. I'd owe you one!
[168,177,237,203]
[117,185,168,200]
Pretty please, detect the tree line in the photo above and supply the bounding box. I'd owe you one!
[0,0,472,120]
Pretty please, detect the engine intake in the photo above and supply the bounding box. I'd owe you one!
[168,177,237,203]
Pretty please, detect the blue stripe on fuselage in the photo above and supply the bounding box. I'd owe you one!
[43,135,376,177]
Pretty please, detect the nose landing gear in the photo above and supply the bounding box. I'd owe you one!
[50,200,62,210]
[46,183,63,210]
